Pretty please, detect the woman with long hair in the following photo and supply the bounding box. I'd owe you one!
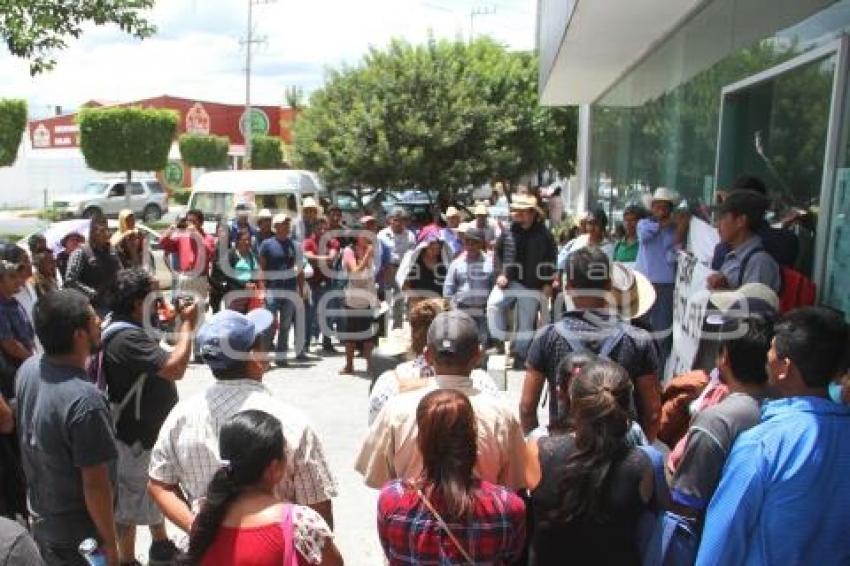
[112,209,145,268]
[180,410,342,566]
[377,389,526,565]
[525,360,653,565]
[339,227,378,374]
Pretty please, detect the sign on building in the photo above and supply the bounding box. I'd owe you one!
[185,103,211,135]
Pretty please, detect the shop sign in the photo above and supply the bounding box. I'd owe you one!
[185,103,211,135]
[164,161,184,188]
[239,108,270,138]
[32,123,51,148]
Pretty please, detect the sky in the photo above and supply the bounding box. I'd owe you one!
[0,0,536,119]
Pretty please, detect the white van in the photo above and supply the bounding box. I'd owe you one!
[187,169,326,221]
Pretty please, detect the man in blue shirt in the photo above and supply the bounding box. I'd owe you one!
[634,187,688,366]
[259,213,306,365]
[697,307,850,566]
[443,227,493,345]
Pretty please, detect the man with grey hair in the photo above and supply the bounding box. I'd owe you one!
[355,310,526,490]
[378,206,416,328]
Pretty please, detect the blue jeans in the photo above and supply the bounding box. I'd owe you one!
[306,281,333,347]
[486,281,547,360]
[266,293,305,357]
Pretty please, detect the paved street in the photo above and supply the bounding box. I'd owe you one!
[134,350,525,565]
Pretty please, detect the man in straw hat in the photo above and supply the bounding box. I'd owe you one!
[444,227,494,345]
[521,247,661,439]
[255,208,274,245]
[441,206,463,258]
[487,194,558,369]
[468,202,499,247]
[294,196,320,242]
[635,187,689,365]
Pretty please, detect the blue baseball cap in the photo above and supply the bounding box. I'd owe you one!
[196,309,274,371]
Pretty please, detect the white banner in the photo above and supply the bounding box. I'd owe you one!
[665,252,714,380]
[687,216,719,266]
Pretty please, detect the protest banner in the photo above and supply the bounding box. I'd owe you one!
[665,251,714,380]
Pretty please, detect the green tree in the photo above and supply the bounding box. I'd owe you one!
[251,135,284,170]
[294,37,577,197]
[78,106,178,205]
[0,99,27,167]
[0,0,156,75]
[178,134,229,169]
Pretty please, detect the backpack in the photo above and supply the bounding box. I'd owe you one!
[738,247,816,313]
[86,321,149,426]
[547,321,628,423]
[636,444,699,566]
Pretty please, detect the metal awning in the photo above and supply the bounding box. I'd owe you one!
[538,0,833,106]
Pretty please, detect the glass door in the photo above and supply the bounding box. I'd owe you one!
[716,45,840,279]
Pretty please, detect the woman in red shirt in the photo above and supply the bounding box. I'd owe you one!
[377,389,526,564]
[179,410,343,566]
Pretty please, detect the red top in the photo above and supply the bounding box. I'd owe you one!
[200,523,304,566]
[160,229,216,274]
[303,233,340,283]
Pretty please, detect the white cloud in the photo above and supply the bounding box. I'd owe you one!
[0,0,536,117]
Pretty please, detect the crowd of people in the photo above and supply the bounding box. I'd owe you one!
[0,174,849,566]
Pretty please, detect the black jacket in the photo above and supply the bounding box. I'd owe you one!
[495,220,557,290]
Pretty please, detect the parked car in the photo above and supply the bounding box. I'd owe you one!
[18,219,173,289]
[332,189,400,227]
[51,178,169,222]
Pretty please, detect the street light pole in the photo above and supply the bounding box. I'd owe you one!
[242,0,275,170]
[469,6,496,43]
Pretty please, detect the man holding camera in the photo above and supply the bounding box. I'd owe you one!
[102,269,198,565]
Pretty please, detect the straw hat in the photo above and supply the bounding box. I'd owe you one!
[445,206,461,218]
[257,208,272,219]
[509,194,544,216]
[610,262,657,320]
[302,196,319,210]
[272,212,290,226]
[473,203,489,216]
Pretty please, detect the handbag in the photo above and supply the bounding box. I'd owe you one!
[636,445,699,566]
[407,481,474,566]
[280,503,299,566]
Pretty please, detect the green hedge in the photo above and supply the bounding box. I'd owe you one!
[178,134,229,168]
[251,135,283,169]
[0,99,27,167]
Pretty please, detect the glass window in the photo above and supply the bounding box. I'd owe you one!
[191,193,234,217]
[147,181,164,193]
[83,181,108,195]
[130,182,145,196]
[108,184,126,198]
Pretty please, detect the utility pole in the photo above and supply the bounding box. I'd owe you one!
[469,5,496,42]
[241,0,275,169]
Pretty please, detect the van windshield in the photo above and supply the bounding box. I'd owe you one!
[191,193,235,217]
[254,193,298,215]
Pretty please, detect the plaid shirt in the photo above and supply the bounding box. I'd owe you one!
[149,379,338,509]
[377,479,526,565]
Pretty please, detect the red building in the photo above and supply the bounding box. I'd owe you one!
[27,95,297,187]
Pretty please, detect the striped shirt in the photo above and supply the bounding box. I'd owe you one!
[149,379,338,509]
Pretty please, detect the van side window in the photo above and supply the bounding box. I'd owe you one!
[109,184,126,198]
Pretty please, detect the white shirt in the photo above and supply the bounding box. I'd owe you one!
[377,227,416,266]
[355,374,526,490]
[149,379,338,509]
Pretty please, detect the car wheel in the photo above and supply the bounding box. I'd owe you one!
[143,204,161,222]
[82,207,102,219]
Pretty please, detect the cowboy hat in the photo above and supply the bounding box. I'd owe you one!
[445,206,461,218]
[650,187,680,205]
[510,194,544,216]
[610,262,657,320]
[473,203,489,216]
[302,196,319,210]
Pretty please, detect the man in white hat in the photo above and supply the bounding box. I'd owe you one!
[258,213,308,365]
[521,247,661,439]
[487,194,558,369]
[228,203,257,247]
[255,208,274,245]
[469,202,499,247]
[441,206,463,258]
[294,196,320,242]
[634,187,689,365]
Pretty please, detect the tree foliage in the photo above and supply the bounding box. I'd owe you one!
[78,107,178,183]
[0,99,27,167]
[0,0,156,75]
[251,135,284,170]
[294,37,576,194]
[178,134,229,169]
